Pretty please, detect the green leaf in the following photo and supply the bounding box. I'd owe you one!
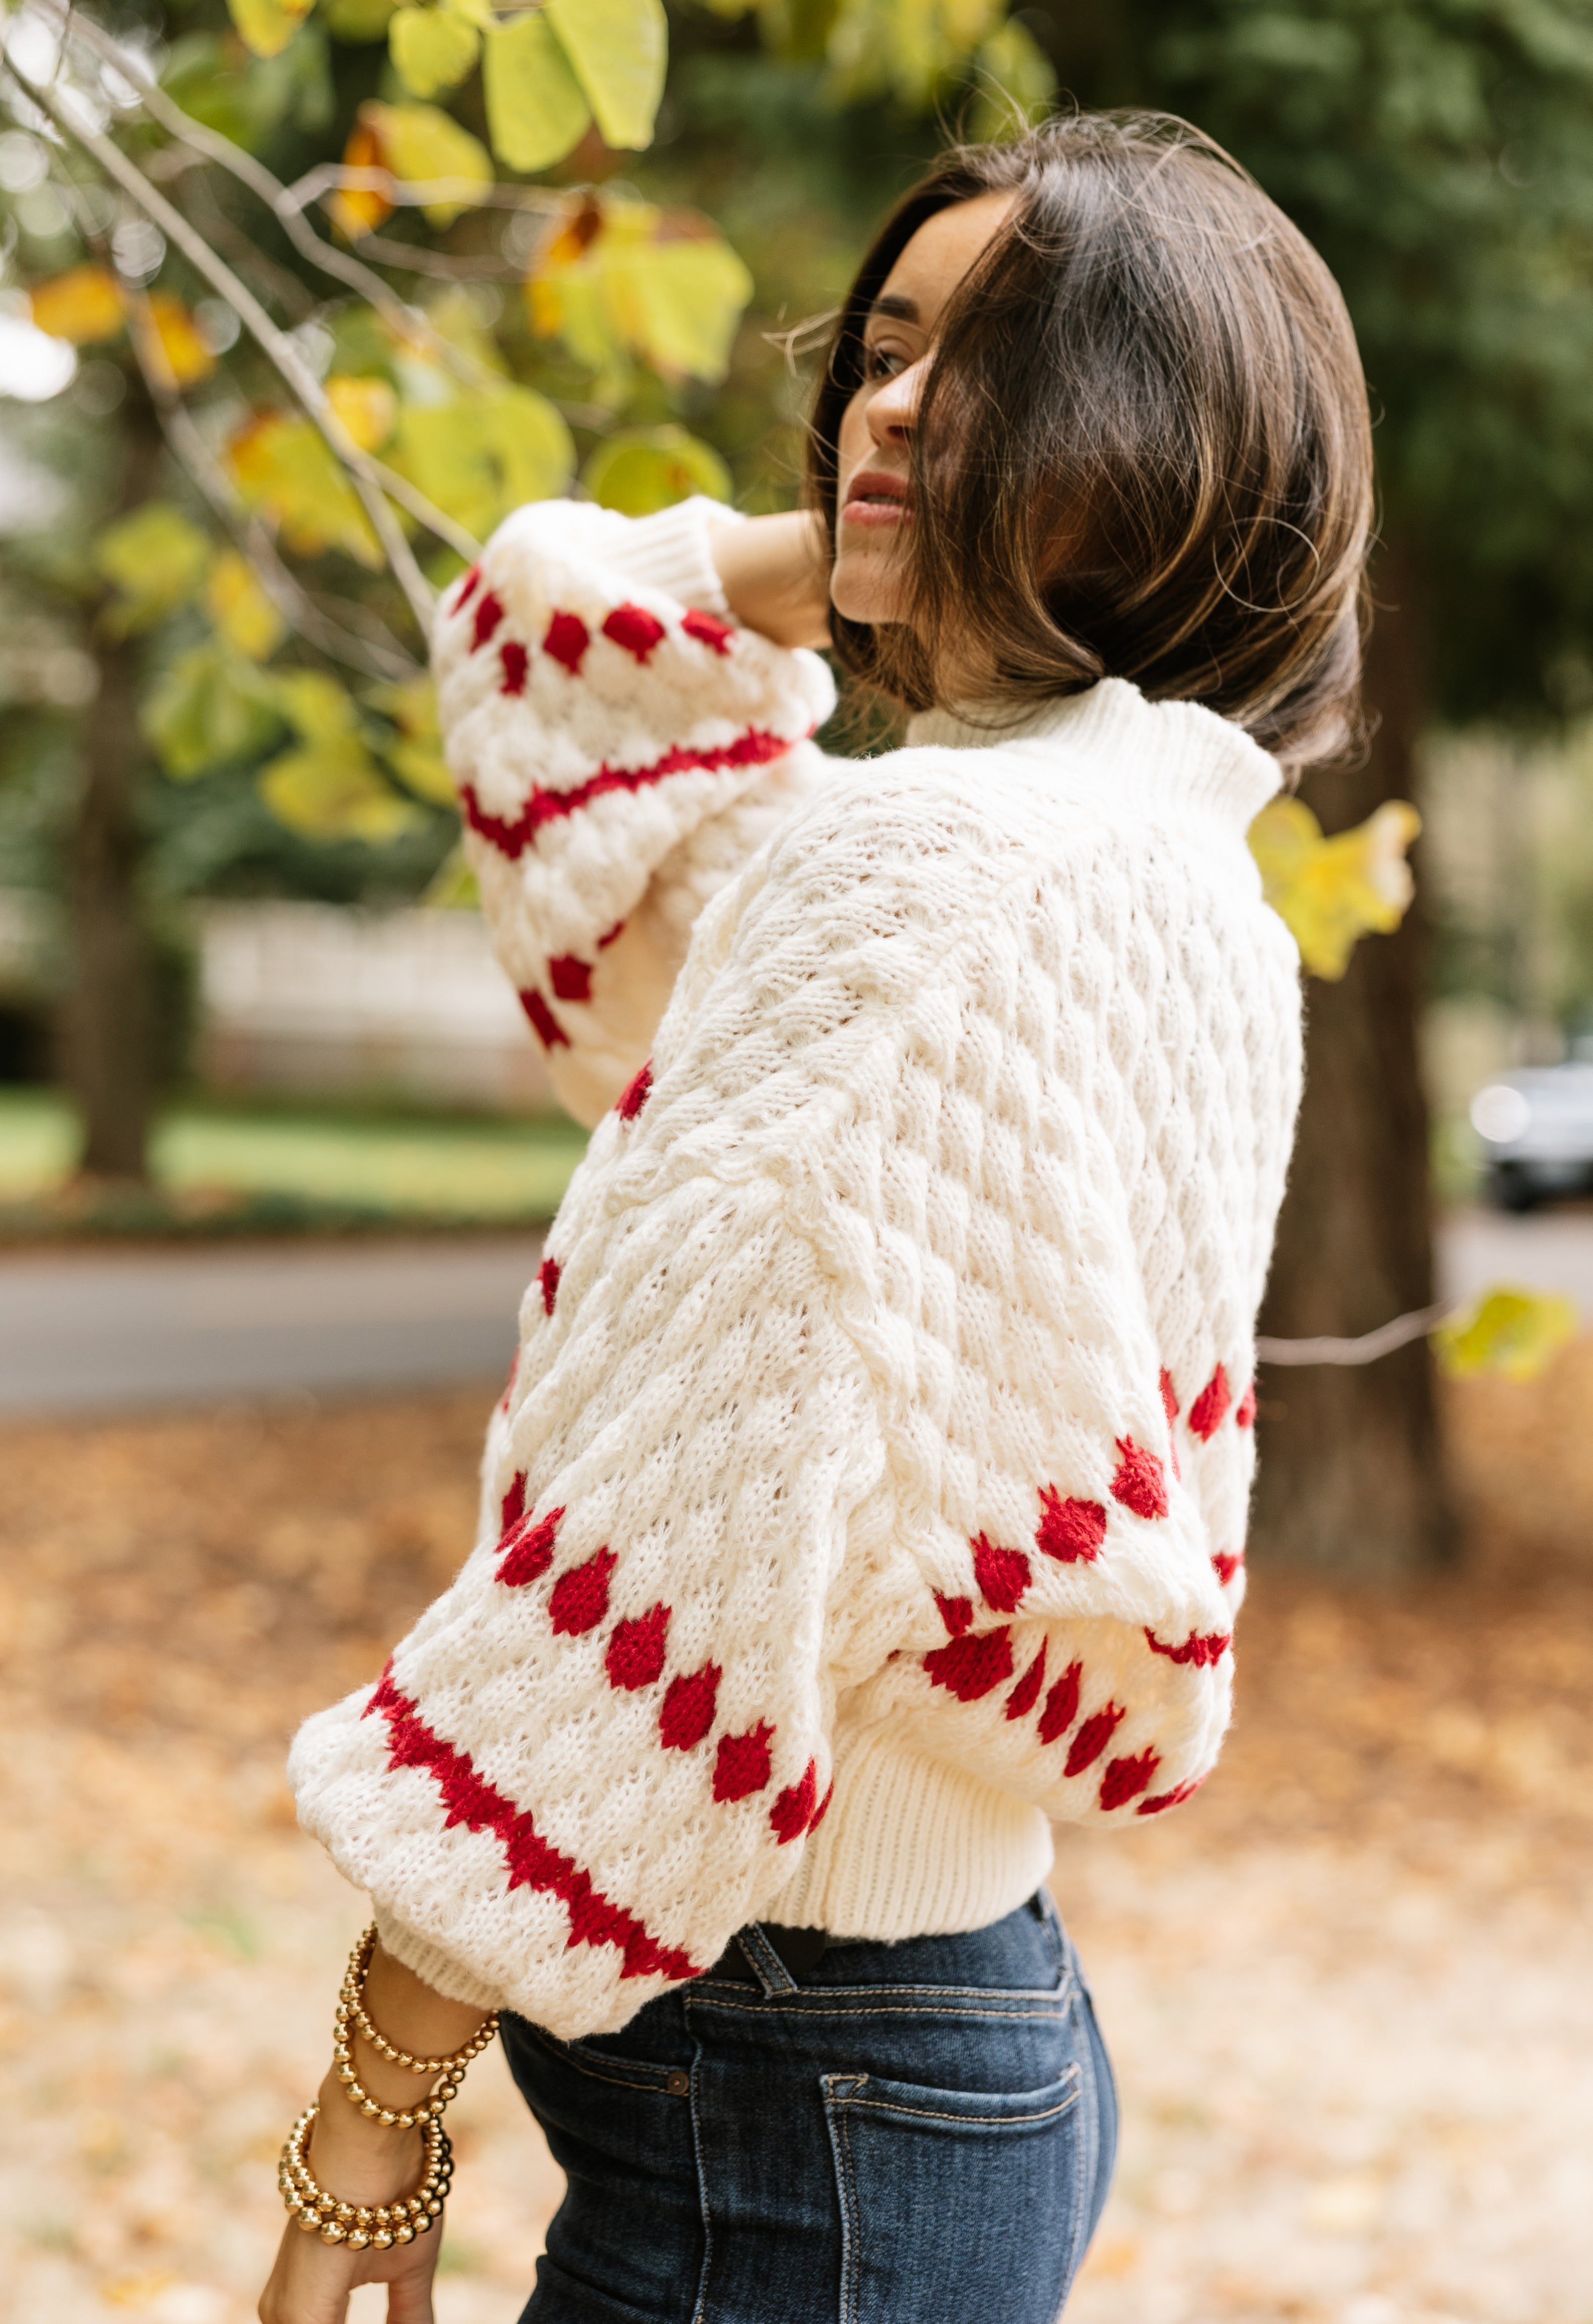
[1433,1285,1577,1382]
[525,196,753,385]
[143,643,283,780]
[226,0,314,61]
[259,735,423,842]
[421,841,480,908]
[390,5,481,99]
[94,503,210,632]
[544,0,665,150]
[482,11,592,173]
[968,20,1056,142]
[387,385,574,539]
[368,675,457,806]
[582,425,732,515]
[322,0,400,39]
[627,235,755,382]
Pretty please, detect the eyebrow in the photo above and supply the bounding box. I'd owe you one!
[865,293,918,324]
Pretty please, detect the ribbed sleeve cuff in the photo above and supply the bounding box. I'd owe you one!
[373,1903,506,2014]
[597,495,742,614]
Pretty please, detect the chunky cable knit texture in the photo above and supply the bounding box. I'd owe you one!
[290,497,1303,2038]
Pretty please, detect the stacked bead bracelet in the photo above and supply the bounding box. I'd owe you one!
[279,2103,451,2248]
[331,1925,499,2130]
[277,1924,499,2241]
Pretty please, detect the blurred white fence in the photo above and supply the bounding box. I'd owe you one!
[196,902,551,1112]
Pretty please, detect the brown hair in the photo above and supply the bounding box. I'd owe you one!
[807,112,1375,768]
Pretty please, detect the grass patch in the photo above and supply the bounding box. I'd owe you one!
[0,1087,588,1239]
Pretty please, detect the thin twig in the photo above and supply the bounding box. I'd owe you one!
[41,2,528,397]
[43,146,418,679]
[3,49,460,626]
[1256,1302,1456,1367]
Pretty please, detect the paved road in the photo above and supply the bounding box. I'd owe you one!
[0,1233,542,1418]
[1,1207,1589,1420]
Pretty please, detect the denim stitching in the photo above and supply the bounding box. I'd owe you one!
[737,1924,800,1995]
[823,2076,866,2324]
[839,2071,1082,2130]
[686,2044,714,2324]
[510,2020,681,2096]
[684,1992,1074,2026]
[1057,1993,1093,2317]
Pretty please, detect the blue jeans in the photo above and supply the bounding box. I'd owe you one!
[500,1889,1117,2322]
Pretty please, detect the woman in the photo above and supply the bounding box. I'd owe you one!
[263,112,1370,2324]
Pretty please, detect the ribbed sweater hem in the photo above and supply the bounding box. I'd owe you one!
[772,1727,1055,1938]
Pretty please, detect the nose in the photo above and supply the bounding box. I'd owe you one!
[866,355,927,449]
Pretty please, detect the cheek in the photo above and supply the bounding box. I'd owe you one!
[836,389,873,501]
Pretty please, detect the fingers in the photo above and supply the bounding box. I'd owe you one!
[379,2232,442,2324]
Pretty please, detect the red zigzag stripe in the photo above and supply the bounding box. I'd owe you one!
[459,727,800,862]
[364,1667,699,1986]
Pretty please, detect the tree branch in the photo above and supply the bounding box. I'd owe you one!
[41,1,534,395]
[45,153,418,681]
[3,51,475,628]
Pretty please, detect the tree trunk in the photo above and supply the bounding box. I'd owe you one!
[1249,544,1455,1577]
[60,377,164,1183]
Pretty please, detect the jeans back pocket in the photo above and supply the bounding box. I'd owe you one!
[823,2064,1087,2324]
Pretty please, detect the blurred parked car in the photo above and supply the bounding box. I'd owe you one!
[1471,1065,1593,1209]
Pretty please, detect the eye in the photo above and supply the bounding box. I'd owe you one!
[861,338,909,382]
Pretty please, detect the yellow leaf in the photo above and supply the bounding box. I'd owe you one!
[275,669,361,742]
[228,412,383,567]
[384,734,456,805]
[526,195,752,384]
[93,502,210,630]
[329,118,394,241]
[204,549,286,661]
[226,0,313,60]
[325,372,398,450]
[260,735,422,842]
[1248,795,1420,980]
[1433,1285,1577,1382]
[367,674,439,737]
[582,425,731,515]
[135,291,217,390]
[386,384,574,539]
[28,265,127,345]
[544,0,665,149]
[482,11,591,172]
[363,99,492,226]
[390,4,481,98]
[369,675,455,803]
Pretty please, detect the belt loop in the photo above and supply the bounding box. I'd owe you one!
[735,1924,800,1997]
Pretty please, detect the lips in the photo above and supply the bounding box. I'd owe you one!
[841,467,911,527]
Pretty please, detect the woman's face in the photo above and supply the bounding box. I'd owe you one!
[830,190,1016,629]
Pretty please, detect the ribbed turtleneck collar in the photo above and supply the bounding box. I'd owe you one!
[903,676,1282,832]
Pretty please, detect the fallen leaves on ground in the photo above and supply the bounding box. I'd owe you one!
[1,1362,1589,2321]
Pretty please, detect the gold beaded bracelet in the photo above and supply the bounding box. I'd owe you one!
[278,2102,452,2250]
[331,1925,499,2130]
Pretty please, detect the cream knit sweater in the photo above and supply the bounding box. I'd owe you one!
[291,497,1302,2039]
